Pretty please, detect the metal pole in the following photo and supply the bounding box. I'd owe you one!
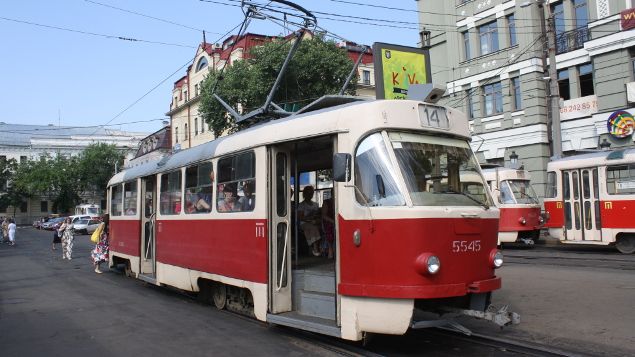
[543,2,563,158]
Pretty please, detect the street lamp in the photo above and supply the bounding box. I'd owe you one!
[520,0,562,159]
[599,138,612,150]
[510,151,519,165]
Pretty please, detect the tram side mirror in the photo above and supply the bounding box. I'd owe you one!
[333,153,351,182]
[376,175,386,198]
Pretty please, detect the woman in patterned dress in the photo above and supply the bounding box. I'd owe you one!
[59,217,74,260]
[91,214,109,274]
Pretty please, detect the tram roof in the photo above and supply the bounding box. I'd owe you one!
[547,148,635,170]
[109,97,469,186]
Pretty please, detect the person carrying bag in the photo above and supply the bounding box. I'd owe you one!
[90,222,104,244]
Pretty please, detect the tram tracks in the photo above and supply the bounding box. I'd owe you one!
[429,328,582,357]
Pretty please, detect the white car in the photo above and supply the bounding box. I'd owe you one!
[73,219,101,235]
[70,215,92,224]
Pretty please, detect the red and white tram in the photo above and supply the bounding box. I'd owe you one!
[543,149,635,254]
[107,97,515,340]
[482,167,544,245]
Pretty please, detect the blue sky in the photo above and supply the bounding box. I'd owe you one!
[0,0,419,134]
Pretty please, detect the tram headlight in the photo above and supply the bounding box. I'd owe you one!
[415,253,441,275]
[518,217,527,225]
[489,249,504,269]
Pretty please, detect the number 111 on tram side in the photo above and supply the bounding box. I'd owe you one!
[106,96,518,341]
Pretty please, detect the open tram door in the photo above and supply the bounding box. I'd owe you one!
[140,175,157,280]
[269,146,292,313]
[562,168,601,242]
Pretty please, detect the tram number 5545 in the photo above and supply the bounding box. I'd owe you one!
[452,240,481,253]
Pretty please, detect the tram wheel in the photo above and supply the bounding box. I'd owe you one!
[616,237,635,254]
[212,283,227,310]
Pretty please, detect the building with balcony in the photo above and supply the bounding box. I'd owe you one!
[167,33,375,150]
[417,0,635,198]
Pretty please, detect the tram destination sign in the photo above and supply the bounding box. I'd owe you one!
[373,42,431,100]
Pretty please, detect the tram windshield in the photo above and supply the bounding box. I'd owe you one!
[499,180,539,204]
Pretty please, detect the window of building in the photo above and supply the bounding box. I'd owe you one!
[507,14,517,46]
[511,77,522,111]
[195,83,199,97]
[41,201,48,212]
[20,156,27,163]
[184,90,188,101]
[362,70,371,85]
[20,200,27,213]
[607,164,635,195]
[466,91,477,119]
[160,170,182,215]
[558,69,571,100]
[196,57,208,72]
[552,2,565,36]
[194,118,199,136]
[217,151,256,213]
[630,47,635,80]
[201,118,205,133]
[573,0,588,29]
[478,21,499,55]
[578,63,594,96]
[111,185,122,216]
[184,123,189,140]
[483,82,503,116]
[174,96,178,107]
[462,31,471,60]
[123,181,137,215]
[185,162,213,214]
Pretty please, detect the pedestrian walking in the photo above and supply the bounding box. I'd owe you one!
[91,214,109,274]
[2,217,9,243]
[59,217,75,260]
[8,218,16,246]
[51,228,61,251]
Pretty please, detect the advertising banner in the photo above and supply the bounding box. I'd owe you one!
[373,43,431,100]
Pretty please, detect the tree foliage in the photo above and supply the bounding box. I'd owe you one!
[0,158,29,216]
[199,35,357,137]
[11,143,123,214]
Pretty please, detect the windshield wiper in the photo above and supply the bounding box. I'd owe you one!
[441,189,490,210]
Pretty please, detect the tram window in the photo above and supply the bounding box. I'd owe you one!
[607,164,635,195]
[582,171,590,199]
[185,162,213,214]
[564,202,572,229]
[563,172,570,200]
[584,201,592,230]
[355,133,405,206]
[276,153,287,217]
[546,171,557,198]
[593,169,599,199]
[160,170,182,215]
[123,181,137,215]
[574,202,581,230]
[572,171,579,200]
[111,185,122,216]
[217,151,256,212]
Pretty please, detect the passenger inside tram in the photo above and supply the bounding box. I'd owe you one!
[238,181,255,211]
[297,185,322,257]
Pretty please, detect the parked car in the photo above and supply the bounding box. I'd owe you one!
[70,215,91,224]
[73,219,101,235]
[41,217,65,230]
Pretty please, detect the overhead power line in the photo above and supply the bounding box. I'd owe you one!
[0,16,197,48]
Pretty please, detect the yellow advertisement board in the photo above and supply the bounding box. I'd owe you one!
[373,43,431,100]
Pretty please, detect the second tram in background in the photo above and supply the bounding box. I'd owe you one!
[543,149,635,254]
[481,166,544,245]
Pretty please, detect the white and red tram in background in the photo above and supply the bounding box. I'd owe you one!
[481,166,544,245]
[543,149,635,254]
[107,96,516,341]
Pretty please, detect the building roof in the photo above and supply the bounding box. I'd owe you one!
[0,122,146,148]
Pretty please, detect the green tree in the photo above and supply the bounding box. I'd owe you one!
[0,158,30,216]
[199,35,356,137]
[78,143,124,197]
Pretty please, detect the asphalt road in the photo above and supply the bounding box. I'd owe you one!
[2,228,634,356]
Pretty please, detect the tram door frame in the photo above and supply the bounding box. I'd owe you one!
[269,145,292,313]
[140,176,157,277]
[562,168,601,241]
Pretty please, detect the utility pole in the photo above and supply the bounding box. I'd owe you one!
[544,2,563,158]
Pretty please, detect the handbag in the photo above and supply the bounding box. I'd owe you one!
[91,223,104,244]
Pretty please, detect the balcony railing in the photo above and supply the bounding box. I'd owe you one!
[555,27,590,55]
